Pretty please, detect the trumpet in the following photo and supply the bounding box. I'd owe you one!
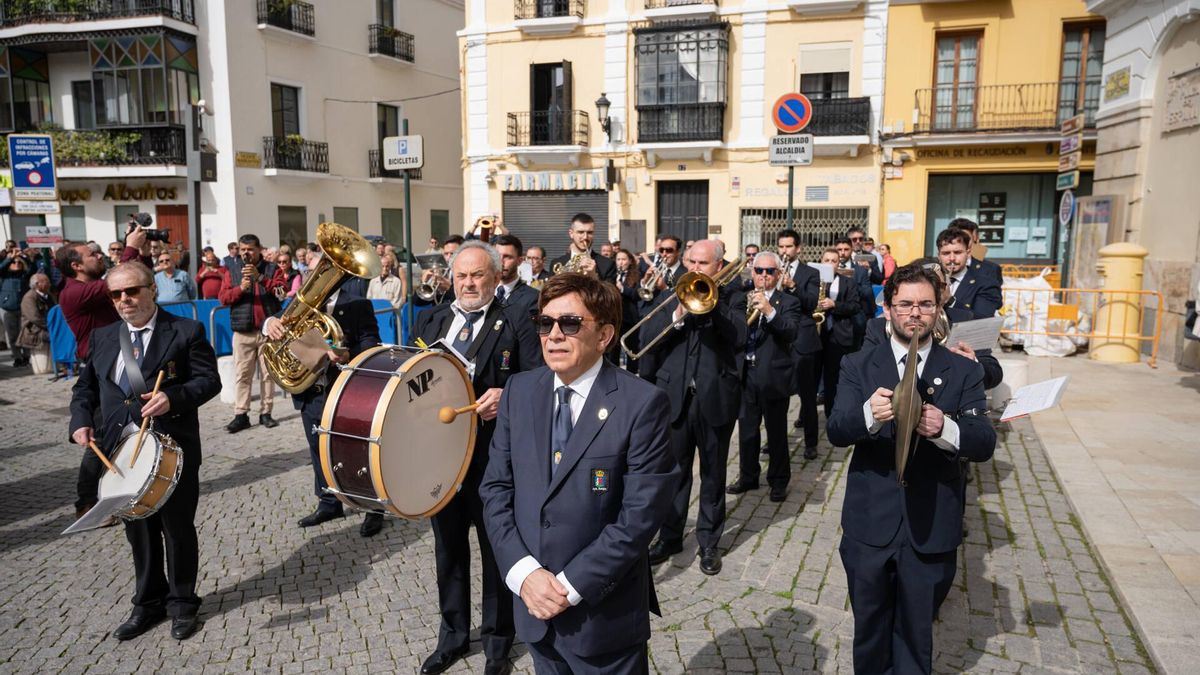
[620,257,749,361]
[778,252,794,290]
[553,251,588,274]
[746,289,764,326]
[417,263,448,302]
[638,260,669,301]
[471,215,499,242]
[812,282,828,326]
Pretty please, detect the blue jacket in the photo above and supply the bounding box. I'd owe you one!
[0,254,32,312]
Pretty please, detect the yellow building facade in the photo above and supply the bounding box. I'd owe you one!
[879,0,1102,267]
[458,0,887,261]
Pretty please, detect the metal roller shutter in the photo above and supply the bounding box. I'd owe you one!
[501,190,609,258]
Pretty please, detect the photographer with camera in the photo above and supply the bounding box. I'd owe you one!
[217,233,282,433]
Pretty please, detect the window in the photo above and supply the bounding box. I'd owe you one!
[333,207,359,232]
[271,83,300,138]
[800,72,849,100]
[61,206,87,242]
[634,23,729,142]
[932,32,981,131]
[278,206,308,249]
[430,209,450,244]
[72,81,95,129]
[1060,24,1105,126]
[89,34,199,127]
[10,48,52,131]
[382,209,404,246]
[530,62,572,144]
[377,0,394,27]
[113,204,138,242]
[377,103,399,146]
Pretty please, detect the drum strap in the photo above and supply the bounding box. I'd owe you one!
[118,326,149,396]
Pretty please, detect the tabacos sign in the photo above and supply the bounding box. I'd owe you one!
[102,183,179,201]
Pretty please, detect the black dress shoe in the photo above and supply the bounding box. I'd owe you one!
[360,513,384,537]
[226,414,251,433]
[803,445,818,460]
[298,508,344,528]
[113,610,166,641]
[647,539,682,565]
[760,444,770,455]
[170,615,200,640]
[793,418,804,429]
[420,646,469,675]
[726,479,759,495]
[259,413,279,429]
[484,658,512,675]
[769,486,787,502]
[699,547,722,576]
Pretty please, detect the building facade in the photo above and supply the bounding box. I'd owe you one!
[0,0,464,255]
[1085,0,1200,368]
[459,0,888,261]
[879,0,1103,267]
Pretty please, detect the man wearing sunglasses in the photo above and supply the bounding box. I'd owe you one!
[549,213,616,283]
[727,252,802,502]
[481,273,679,674]
[827,263,995,674]
[775,229,824,454]
[640,239,747,576]
[68,261,221,641]
[411,240,542,675]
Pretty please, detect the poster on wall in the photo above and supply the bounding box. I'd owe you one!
[1070,195,1122,290]
[976,192,1007,245]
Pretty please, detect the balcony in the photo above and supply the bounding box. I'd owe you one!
[1,125,186,177]
[368,24,414,63]
[263,136,328,175]
[506,110,589,167]
[913,82,1100,135]
[514,0,583,35]
[637,102,724,143]
[0,0,193,26]
[644,0,718,22]
[368,148,420,181]
[256,0,314,38]
[807,97,871,137]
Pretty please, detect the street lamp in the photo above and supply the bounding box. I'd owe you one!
[595,92,612,142]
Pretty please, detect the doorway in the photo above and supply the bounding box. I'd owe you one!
[656,180,709,244]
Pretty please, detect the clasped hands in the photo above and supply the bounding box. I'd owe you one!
[520,568,570,620]
[868,387,944,437]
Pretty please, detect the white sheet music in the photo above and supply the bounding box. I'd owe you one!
[1000,375,1070,421]
[429,338,475,378]
[808,262,835,284]
[946,316,1005,352]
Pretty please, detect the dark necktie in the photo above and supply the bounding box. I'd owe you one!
[496,285,507,304]
[618,272,626,287]
[551,386,573,476]
[118,328,146,396]
[899,353,923,376]
[451,310,484,354]
[746,314,762,361]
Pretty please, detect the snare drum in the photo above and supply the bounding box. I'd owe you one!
[98,425,183,520]
[317,347,476,519]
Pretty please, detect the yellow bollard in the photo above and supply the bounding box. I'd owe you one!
[1090,242,1149,363]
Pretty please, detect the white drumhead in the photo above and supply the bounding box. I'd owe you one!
[375,351,475,517]
[100,427,161,501]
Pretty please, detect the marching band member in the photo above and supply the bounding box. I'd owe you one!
[549,213,616,282]
[641,239,747,576]
[816,248,863,424]
[727,252,802,502]
[481,273,679,674]
[68,262,221,641]
[948,218,1004,283]
[827,264,996,674]
[526,246,552,286]
[937,227,1002,319]
[491,234,540,319]
[412,241,543,675]
[776,229,823,458]
[634,235,683,381]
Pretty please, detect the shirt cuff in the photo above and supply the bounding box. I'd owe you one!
[930,415,961,455]
[556,571,582,606]
[260,317,275,337]
[505,555,542,597]
[863,400,884,435]
[763,307,777,322]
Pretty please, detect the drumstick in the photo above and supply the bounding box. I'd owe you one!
[88,440,122,477]
[438,403,479,424]
[129,370,165,467]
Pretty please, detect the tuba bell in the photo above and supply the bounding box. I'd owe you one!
[263,222,381,394]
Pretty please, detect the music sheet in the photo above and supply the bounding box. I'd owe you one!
[1000,375,1070,422]
[946,316,1005,352]
[807,262,835,284]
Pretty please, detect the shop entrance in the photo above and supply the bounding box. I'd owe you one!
[656,180,709,244]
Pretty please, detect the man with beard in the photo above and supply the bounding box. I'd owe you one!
[549,213,616,282]
[937,227,1002,319]
[827,263,996,674]
[491,234,539,319]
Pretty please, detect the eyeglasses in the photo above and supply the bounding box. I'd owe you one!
[657,247,677,254]
[850,236,864,242]
[108,285,148,301]
[753,267,778,275]
[531,314,598,336]
[891,301,938,315]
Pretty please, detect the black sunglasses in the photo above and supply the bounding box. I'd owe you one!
[532,314,598,336]
[657,247,677,253]
[753,267,778,275]
[108,285,148,301]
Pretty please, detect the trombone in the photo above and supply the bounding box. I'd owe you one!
[620,257,749,361]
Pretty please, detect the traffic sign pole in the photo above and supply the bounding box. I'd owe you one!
[786,166,795,234]
[770,94,814,244]
[402,118,415,336]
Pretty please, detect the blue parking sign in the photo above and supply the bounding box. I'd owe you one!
[8,134,57,200]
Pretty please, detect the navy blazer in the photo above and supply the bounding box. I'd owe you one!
[500,279,539,320]
[863,307,1004,390]
[951,266,1002,319]
[739,291,800,400]
[480,362,680,658]
[820,275,862,349]
[970,257,1003,284]
[827,342,996,554]
[69,310,221,457]
[782,262,821,355]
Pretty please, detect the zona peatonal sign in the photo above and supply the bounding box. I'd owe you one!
[8,134,58,200]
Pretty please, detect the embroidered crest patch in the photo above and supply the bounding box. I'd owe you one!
[592,469,608,492]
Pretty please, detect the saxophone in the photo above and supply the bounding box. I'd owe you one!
[552,251,588,274]
[812,282,828,326]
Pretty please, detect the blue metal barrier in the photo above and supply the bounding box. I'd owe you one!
[160,300,199,321]
[47,305,77,378]
[202,300,233,356]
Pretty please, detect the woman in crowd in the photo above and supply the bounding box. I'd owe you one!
[18,272,54,373]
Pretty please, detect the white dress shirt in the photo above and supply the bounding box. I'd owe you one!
[496,279,518,301]
[447,298,495,344]
[504,356,605,607]
[111,310,159,386]
[862,337,961,454]
[948,269,966,297]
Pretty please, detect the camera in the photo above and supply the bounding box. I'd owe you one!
[143,228,170,243]
[126,212,170,242]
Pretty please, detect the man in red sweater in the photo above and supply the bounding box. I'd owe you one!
[56,225,150,517]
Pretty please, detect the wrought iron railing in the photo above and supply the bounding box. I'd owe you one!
[806,96,871,136]
[645,0,717,8]
[256,0,314,37]
[506,110,590,146]
[0,0,195,25]
[369,24,414,62]
[263,136,328,173]
[914,82,1100,134]
[514,0,584,20]
[636,102,724,142]
[27,125,186,166]
[368,148,420,181]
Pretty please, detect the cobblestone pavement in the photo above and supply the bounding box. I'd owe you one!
[0,366,1155,674]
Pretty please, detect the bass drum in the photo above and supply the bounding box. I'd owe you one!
[318,347,476,519]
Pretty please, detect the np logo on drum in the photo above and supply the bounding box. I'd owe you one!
[407,368,443,403]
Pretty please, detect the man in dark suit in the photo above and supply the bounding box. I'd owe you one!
[480,273,679,673]
[827,264,996,674]
[938,228,1002,319]
[948,218,1004,283]
[776,229,822,456]
[834,237,876,341]
[68,262,221,641]
[641,239,747,576]
[263,259,384,537]
[413,240,543,675]
[815,248,863,423]
[492,234,540,319]
[728,252,801,501]
[549,213,616,282]
[525,246,552,285]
